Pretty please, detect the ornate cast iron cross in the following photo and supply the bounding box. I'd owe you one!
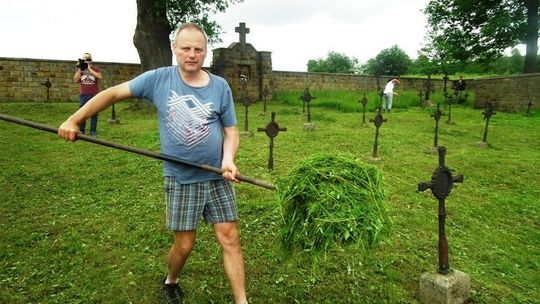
[300,89,315,123]
[40,78,52,101]
[359,93,368,125]
[526,99,533,115]
[257,112,287,170]
[418,146,463,274]
[242,96,251,132]
[481,101,496,144]
[431,103,444,149]
[369,108,387,159]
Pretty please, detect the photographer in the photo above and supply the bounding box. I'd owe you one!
[73,52,102,136]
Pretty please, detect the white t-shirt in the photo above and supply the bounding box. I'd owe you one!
[384,81,395,94]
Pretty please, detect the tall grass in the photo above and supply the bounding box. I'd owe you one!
[275,89,476,113]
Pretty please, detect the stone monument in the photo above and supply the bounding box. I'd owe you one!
[211,22,273,104]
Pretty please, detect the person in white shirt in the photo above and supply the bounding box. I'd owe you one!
[383,78,400,112]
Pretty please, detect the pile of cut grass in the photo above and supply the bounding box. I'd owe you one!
[276,153,390,255]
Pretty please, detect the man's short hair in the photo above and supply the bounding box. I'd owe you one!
[171,22,208,48]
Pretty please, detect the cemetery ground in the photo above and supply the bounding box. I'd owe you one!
[0,95,538,304]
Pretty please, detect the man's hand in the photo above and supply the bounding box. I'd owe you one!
[58,119,81,141]
[221,159,239,182]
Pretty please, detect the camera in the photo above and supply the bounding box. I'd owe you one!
[78,58,89,71]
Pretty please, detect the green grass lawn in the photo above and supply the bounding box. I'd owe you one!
[0,97,538,303]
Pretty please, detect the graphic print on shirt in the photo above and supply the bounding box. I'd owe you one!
[166,91,212,149]
[80,71,96,85]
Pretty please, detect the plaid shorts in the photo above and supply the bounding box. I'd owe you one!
[164,176,238,231]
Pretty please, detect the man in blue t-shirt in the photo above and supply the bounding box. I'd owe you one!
[58,23,247,304]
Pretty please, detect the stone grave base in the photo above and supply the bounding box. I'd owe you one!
[258,112,267,116]
[419,269,470,304]
[477,141,489,148]
[108,118,120,124]
[445,120,456,125]
[369,156,381,162]
[303,122,316,130]
[240,131,253,137]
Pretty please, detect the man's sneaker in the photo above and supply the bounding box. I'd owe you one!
[162,278,183,304]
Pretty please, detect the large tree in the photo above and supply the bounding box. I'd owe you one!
[424,0,539,73]
[133,0,241,71]
[307,51,360,74]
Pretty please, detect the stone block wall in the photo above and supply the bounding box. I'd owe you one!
[1,57,538,113]
[0,57,141,102]
[271,70,453,93]
[473,73,540,112]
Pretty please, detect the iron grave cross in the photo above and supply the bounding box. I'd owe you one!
[257,112,287,170]
[481,101,496,145]
[300,89,315,123]
[431,103,444,149]
[369,108,387,159]
[418,146,463,274]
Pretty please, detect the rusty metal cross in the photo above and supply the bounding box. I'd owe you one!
[257,112,287,170]
[418,146,463,274]
[300,89,315,123]
[431,103,444,149]
[369,108,387,159]
[481,101,496,143]
[526,99,533,115]
[359,93,368,125]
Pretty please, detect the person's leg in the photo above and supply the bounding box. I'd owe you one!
[89,106,98,136]
[214,221,247,304]
[78,95,90,134]
[167,230,196,282]
[387,94,393,111]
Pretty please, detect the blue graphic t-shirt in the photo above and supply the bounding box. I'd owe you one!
[129,66,237,183]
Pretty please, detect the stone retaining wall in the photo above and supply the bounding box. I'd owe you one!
[1,57,537,112]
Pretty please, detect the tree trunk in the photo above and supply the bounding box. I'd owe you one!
[133,0,173,72]
[523,0,539,73]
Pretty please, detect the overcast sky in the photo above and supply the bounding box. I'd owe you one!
[0,0,430,72]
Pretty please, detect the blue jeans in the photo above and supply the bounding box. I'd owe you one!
[79,94,98,135]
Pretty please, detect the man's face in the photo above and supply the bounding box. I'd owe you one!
[173,28,207,74]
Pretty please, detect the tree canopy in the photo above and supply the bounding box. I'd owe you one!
[307,51,360,74]
[424,0,539,73]
[360,45,412,76]
[133,0,242,71]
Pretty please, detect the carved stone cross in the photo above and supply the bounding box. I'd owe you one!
[369,108,387,159]
[235,22,250,47]
[418,146,463,274]
[257,112,287,170]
